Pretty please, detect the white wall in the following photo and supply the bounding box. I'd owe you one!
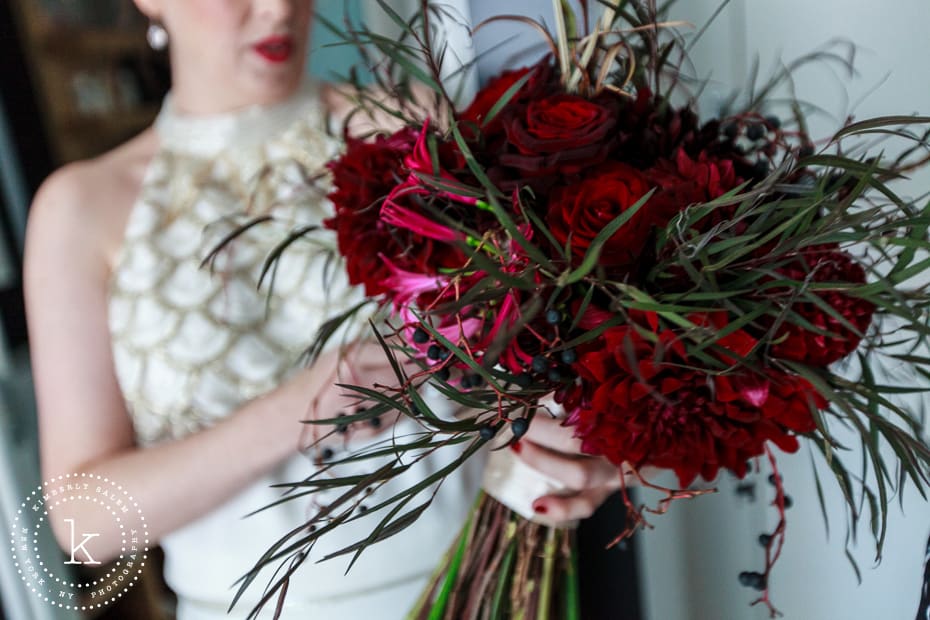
[638,3,930,619]
[363,2,930,618]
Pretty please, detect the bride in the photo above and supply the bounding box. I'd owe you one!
[22,1,624,618]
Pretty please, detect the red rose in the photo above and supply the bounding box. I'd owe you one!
[499,93,621,176]
[325,129,417,296]
[545,162,653,269]
[460,67,533,131]
[768,248,875,366]
[562,323,824,486]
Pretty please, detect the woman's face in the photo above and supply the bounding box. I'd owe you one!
[142,0,315,112]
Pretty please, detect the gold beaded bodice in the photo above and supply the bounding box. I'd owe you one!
[107,85,366,445]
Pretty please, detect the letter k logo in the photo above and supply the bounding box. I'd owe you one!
[62,519,101,565]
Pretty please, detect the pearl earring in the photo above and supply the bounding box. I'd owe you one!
[146,22,168,51]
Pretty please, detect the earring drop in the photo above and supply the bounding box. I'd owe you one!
[146,22,168,51]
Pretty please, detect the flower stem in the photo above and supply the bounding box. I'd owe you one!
[537,527,559,620]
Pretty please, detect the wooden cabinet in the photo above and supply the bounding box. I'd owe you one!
[9,1,168,164]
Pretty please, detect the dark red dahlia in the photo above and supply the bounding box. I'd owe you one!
[613,88,714,168]
[563,323,825,486]
[647,148,742,223]
[768,247,875,366]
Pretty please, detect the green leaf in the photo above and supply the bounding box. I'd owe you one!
[560,189,656,285]
[481,72,534,128]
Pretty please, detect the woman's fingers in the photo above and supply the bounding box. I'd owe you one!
[531,487,616,523]
[519,413,584,455]
[514,440,620,492]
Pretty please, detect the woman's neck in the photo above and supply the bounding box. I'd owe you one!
[154,80,319,159]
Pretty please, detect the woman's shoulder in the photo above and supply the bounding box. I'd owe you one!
[25,128,159,277]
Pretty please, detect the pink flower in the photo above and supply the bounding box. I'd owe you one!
[380,183,465,243]
[379,257,450,304]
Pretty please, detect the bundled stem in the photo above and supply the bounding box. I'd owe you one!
[407,493,580,620]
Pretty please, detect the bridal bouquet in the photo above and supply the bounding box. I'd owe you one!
[236,1,930,618]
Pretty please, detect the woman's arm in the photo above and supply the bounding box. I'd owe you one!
[24,165,392,562]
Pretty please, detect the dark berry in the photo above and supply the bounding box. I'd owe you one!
[368,416,382,429]
[545,309,562,325]
[427,345,441,360]
[560,349,577,364]
[799,144,815,158]
[513,373,533,388]
[412,328,430,344]
[735,482,756,500]
[321,447,335,461]
[752,159,770,178]
[336,412,349,434]
[435,367,450,382]
[307,524,317,533]
[547,368,563,383]
[479,425,497,441]
[722,122,739,139]
[767,474,780,485]
[359,505,369,513]
[460,375,474,389]
[532,355,549,373]
[758,534,772,547]
[470,374,485,387]
[765,115,781,130]
[738,571,766,590]
[746,123,766,141]
[782,495,793,509]
[511,417,530,439]
[439,349,452,361]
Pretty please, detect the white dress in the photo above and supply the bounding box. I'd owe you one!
[106,83,480,619]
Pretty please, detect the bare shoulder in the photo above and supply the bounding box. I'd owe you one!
[25,129,158,273]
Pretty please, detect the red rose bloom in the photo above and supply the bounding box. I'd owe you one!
[325,129,416,296]
[499,93,620,176]
[460,67,533,132]
[563,324,824,486]
[545,161,653,269]
[768,248,875,366]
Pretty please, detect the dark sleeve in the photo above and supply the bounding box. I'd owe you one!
[917,532,930,620]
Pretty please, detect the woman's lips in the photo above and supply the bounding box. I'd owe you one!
[253,35,294,63]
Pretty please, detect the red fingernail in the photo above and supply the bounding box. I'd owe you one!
[533,502,548,514]
[510,441,522,454]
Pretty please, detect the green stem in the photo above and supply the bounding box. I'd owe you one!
[537,527,559,620]
[426,504,476,620]
[489,528,517,620]
[564,534,581,620]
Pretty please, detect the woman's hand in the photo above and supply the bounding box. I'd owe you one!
[282,341,408,451]
[513,415,636,522]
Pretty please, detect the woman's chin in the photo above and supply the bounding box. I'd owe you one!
[241,67,305,105]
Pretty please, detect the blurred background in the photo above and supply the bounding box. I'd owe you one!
[0,1,928,619]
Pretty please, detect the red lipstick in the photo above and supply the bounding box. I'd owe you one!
[253,35,294,63]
